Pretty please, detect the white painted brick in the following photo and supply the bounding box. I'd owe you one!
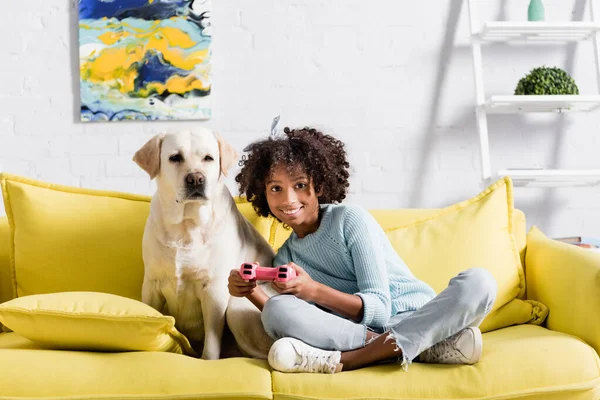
[577,196,600,210]
[346,192,411,210]
[6,0,48,15]
[358,26,427,67]
[118,134,155,157]
[105,156,148,178]
[0,136,50,160]
[287,0,328,6]
[406,148,441,173]
[212,9,241,28]
[15,112,73,136]
[49,135,118,159]
[215,27,253,58]
[67,136,119,156]
[8,15,44,32]
[323,27,359,51]
[582,211,600,233]
[415,171,481,208]
[48,136,72,157]
[541,211,586,237]
[0,116,15,136]
[0,158,34,177]
[35,158,80,187]
[82,123,132,136]
[35,158,70,176]
[438,146,478,171]
[364,148,408,172]
[360,165,416,194]
[345,173,361,195]
[304,4,365,27]
[70,156,105,178]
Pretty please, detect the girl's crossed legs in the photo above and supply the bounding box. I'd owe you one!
[261,268,497,373]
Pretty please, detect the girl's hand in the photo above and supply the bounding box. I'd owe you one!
[228,269,257,297]
[271,262,320,302]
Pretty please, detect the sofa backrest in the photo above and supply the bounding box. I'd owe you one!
[0,207,527,304]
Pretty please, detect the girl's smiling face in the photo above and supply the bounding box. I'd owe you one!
[265,164,321,238]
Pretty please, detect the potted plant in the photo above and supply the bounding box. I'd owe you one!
[514,66,579,95]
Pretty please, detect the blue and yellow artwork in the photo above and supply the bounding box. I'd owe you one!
[78,0,212,121]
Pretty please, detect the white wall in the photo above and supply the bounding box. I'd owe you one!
[0,0,599,237]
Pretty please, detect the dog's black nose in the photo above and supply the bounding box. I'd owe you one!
[185,172,205,187]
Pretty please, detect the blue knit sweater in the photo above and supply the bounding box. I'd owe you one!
[273,204,436,328]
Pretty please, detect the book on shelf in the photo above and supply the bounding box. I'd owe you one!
[554,236,600,249]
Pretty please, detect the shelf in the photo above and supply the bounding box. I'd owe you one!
[483,95,600,113]
[477,21,600,42]
[498,169,600,187]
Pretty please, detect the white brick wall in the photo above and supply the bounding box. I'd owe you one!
[0,0,599,237]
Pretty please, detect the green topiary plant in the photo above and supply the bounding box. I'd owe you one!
[514,66,579,95]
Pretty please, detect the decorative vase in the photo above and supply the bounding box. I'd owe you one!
[528,0,545,21]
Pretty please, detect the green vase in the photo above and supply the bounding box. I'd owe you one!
[528,0,545,21]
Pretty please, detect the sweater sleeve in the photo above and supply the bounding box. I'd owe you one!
[343,206,392,327]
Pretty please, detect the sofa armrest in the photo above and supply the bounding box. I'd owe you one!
[0,216,10,333]
[0,216,11,304]
[526,226,600,354]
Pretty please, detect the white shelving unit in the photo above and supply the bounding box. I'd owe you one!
[497,168,600,187]
[478,21,600,42]
[485,95,600,113]
[467,0,600,188]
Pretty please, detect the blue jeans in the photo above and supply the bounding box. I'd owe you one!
[261,268,497,368]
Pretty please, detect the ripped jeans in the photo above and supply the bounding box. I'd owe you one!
[261,268,497,369]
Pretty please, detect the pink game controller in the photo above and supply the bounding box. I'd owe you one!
[239,262,297,282]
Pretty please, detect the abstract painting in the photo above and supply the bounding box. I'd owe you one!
[78,0,212,122]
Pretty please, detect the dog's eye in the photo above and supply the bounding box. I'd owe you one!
[204,155,214,162]
[169,154,183,163]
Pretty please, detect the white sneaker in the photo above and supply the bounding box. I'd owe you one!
[268,337,343,374]
[418,327,483,365]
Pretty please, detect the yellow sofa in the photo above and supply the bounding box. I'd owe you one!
[0,173,599,400]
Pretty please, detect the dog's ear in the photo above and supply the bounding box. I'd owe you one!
[133,134,165,179]
[215,132,238,178]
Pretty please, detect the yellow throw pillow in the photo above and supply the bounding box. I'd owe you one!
[235,196,292,252]
[385,177,547,332]
[0,173,151,300]
[0,291,196,355]
[234,197,282,248]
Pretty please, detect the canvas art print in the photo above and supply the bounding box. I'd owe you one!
[78,0,212,122]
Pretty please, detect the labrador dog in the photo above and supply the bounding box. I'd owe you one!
[133,127,275,360]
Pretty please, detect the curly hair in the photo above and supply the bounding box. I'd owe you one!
[235,127,351,218]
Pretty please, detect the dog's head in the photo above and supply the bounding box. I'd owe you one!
[133,128,238,204]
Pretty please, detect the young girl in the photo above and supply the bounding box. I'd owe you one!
[228,127,497,374]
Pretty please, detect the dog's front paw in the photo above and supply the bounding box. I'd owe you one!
[201,348,221,360]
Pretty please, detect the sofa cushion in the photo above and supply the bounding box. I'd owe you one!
[0,173,151,299]
[235,197,281,247]
[0,291,196,355]
[384,177,546,332]
[272,325,600,400]
[0,332,272,400]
